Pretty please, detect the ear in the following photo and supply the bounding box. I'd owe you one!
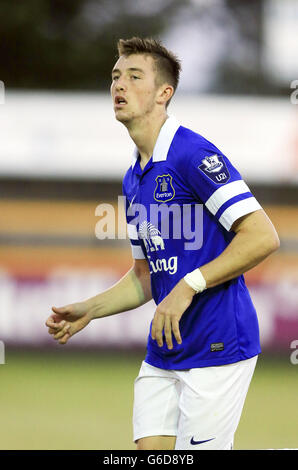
[156,84,174,106]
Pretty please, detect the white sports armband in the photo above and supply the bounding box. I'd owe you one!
[184,268,207,294]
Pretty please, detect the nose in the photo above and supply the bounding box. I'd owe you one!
[115,77,126,92]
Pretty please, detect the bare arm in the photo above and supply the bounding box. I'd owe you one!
[46,259,152,344]
[151,209,280,349]
[86,259,152,319]
[199,209,280,288]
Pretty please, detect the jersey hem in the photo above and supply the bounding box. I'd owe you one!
[144,349,261,370]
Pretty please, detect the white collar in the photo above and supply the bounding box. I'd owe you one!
[131,115,180,168]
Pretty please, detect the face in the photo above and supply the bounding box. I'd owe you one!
[110,54,163,125]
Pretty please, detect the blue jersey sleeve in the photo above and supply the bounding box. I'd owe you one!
[122,176,146,260]
[186,140,262,231]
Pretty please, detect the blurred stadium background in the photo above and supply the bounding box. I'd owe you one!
[0,0,297,450]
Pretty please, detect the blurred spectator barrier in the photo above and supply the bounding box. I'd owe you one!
[0,92,297,183]
[0,261,297,352]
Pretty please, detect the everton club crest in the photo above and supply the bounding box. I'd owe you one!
[198,154,230,184]
[153,174,175,203]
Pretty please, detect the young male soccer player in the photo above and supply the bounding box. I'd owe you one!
[46,37,280,450]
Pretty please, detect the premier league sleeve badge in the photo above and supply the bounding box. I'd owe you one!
[198,155,231,184]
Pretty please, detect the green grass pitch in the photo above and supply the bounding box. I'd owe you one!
[0,349,297,450]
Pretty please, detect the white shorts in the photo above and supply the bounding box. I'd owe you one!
[133,355,258,450]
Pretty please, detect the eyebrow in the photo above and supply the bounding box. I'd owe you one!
[111,67,145,76]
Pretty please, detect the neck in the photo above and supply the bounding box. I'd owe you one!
[126,111,168,169]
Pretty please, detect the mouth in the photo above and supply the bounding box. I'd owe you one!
[114,96,127,108]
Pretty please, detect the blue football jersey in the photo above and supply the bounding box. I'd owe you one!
[123,115,261,369]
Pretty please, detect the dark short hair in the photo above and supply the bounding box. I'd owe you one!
[117,37,181,107]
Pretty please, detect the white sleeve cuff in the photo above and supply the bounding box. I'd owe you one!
[218,197,262,231]
[131,244,145,259]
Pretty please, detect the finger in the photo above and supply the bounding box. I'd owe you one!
[171,317,182,345]
[58,332,70,345]
[51,306,69,316]
[45,313,65,327]
[48,325,66,337]
[164,316,173,350]
[46,323,66,337]
[153,313,165,347]
[54,324,71,340]
[47,313,62,322]
[45,316,58,328]
[46,319,66,330]
[151,311,157,340]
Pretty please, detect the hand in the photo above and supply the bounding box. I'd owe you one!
[45,302,93,345]
[151,278,196,350]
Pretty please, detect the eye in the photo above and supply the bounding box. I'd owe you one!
[112,76,119,81]
[131,75,140,80]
